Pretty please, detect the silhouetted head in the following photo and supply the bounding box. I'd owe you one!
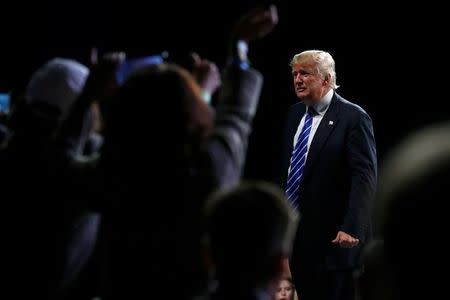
[9,58,89,140]
[203,181,299,287]
[26,57,89,122]
[101,63,214,193]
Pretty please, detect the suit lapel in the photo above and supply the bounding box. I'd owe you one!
[302,93,340,182]
[288,105,306,154]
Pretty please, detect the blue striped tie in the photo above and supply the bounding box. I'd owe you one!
[285,109,314,210]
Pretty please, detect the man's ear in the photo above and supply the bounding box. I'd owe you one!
[323,74,331,86]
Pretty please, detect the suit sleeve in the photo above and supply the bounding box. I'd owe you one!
[341,111,377,243]
[206,65,263,189]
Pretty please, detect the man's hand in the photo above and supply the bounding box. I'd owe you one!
[331,231,360,248]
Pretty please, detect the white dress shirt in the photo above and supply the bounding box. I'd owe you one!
[292,89,334,161]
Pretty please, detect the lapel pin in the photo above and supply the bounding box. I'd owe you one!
[328,120,334,125]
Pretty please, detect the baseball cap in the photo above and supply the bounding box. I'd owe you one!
[25,57,89,120]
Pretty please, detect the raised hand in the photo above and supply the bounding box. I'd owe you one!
[191,52,221,102]
[231,5,278,43]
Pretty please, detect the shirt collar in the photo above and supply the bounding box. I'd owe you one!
[310,89,333,116]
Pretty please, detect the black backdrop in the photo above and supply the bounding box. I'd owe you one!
[1,0,448,181]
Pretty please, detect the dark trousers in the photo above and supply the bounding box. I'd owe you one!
[292,267,356,300]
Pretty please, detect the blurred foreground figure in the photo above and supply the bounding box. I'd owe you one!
[200,181,298,300]
[98,5,278,300]
[358,121,450,300]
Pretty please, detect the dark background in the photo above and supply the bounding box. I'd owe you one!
[1,0,448,181]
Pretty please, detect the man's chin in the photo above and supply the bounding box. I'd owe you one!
[296,92,306,99]
[298,97,313,106]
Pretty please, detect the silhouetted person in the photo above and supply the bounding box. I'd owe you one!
[200,181,298,300]
[358,121,450,300]
[0,58,101,299]
[98,6,278,299]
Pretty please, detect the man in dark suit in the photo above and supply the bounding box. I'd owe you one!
[280,50,377,300]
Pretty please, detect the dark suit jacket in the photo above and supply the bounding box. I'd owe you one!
[281,92,377,271]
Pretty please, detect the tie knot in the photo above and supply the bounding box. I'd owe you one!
[307,107,316,117]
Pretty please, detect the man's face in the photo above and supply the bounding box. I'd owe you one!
[291,61,327,105]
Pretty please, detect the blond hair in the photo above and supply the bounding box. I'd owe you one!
[290,50,339,89]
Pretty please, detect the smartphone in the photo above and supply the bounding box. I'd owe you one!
[0,93,10,114]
